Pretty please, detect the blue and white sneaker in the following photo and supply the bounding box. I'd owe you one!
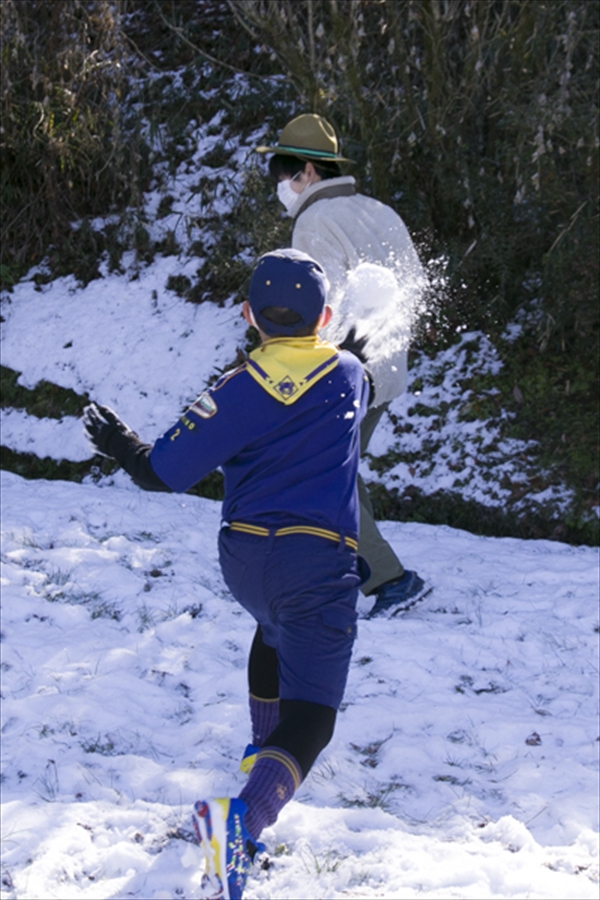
[192,798,264,900]
[366,570,431,619]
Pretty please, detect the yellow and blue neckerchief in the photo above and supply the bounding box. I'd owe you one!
[246,336,339,405]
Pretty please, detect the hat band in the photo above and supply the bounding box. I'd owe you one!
[276,144,339,159]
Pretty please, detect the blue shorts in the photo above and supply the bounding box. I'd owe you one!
[218,528,361,709]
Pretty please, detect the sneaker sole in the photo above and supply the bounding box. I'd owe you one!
[363,586,433,620]
[390,585,432,616]
[193,799,229,899]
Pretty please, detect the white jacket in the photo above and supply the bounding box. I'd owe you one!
[290,176,425,406]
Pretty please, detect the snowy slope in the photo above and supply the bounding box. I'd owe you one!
[1,470,598,899]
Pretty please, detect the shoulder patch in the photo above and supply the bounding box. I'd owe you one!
[189,391,218,419]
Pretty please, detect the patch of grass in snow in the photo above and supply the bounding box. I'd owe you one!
[89,601,122,622]
[300,846,346,876]
[165,273,193,298]
[444,754,471,770]
[37,724,55,739]
[133,531,162,543]
[136,602,157,632]
[350,736,392,769]
[33,759,60,802]
[171,704,194,725]
[0,366,89,419]
[81,735,117,756]
[310,759,337,787]
[43,568,73,588]
[367,481,597,546]
[10,531,40,550]
[0,443,225,502]
[339,779,411,812]
[40,217,133,286]
[0,445,108,484]
[181,602,204,619]
[41,576,122,621]
[433,773,472,787]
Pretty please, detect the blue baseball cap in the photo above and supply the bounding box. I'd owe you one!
[248,249,328,336]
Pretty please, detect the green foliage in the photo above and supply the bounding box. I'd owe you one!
[190,164,291,306]
[368,481,598,547]
[486,330,600,516]
[187,470,225,501]
[0,0,148,276]
[0,366,90,417]
[0,446,109,483]
[81,735,117,755]
[0,443,225,506]
[165,274,193,298]
[0,443,225,501]
[0,264,16,289]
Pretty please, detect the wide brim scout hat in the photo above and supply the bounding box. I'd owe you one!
[256,114,354,164]
[249,249,328,336]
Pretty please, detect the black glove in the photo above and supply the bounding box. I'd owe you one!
[339,326,369,364]
[82,403,137,458]
[83,402,171,492]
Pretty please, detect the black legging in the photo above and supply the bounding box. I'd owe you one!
[247,624,337,779]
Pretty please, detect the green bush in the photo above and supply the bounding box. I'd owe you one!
[0,0,146,281]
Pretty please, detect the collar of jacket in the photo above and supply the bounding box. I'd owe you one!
[290,176,357,220]
[246,336,339,405]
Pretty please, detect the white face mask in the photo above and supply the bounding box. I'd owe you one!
[277,174,303,214]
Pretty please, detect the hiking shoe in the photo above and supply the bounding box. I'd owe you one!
[239,744,259,775]
[192,797,264,900]
[366,570,429,619]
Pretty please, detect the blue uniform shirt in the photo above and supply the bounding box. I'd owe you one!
[150,337,369,538]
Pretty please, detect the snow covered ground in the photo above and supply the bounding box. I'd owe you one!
[1,471,598,899]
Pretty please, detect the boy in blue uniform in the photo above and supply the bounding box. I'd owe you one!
[83,249,370,900]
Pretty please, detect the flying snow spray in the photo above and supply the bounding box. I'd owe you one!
[324,260,427,406]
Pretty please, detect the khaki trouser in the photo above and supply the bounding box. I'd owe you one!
[357,403,405,596]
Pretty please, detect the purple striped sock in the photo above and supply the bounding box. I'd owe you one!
[249,694,279,746]
[238,747,302,840]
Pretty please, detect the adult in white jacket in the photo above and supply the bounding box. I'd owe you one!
[257,114,428,617]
